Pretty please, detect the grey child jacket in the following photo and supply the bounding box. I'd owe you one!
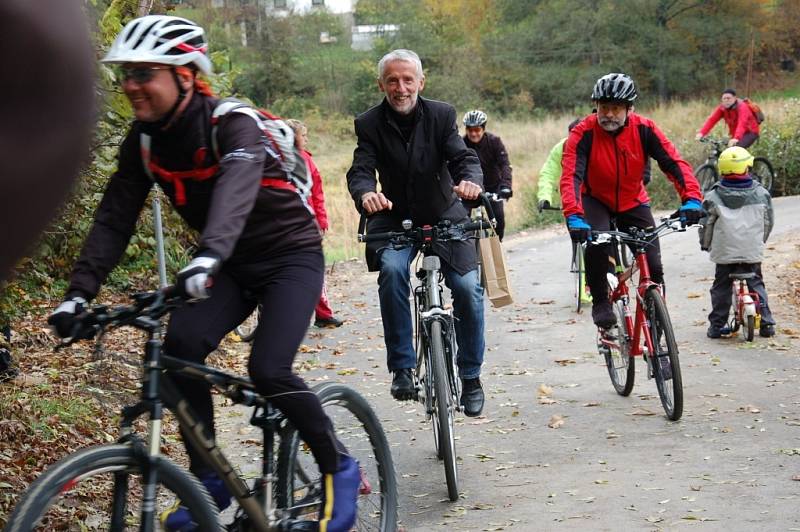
[699,178,773,264]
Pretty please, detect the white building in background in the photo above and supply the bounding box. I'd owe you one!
[269,0,354,14]
[351,24,399,51]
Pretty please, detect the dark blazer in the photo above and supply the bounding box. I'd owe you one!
[347,97,483,274]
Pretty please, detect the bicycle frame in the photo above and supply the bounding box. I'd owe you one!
[67,293,304,532]
[732,278,761,328]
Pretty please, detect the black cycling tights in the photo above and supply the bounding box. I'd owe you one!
[582,196,664,302]
[164,249,343,474]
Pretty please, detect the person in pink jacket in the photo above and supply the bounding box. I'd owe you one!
[287,119,344,328]
[696,88,760,148]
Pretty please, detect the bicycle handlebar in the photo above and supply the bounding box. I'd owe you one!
[589,215,689,247]
[57,286,185,348]
[358,218,492,244]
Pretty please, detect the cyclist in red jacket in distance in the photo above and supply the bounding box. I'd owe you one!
[695,88,760,148]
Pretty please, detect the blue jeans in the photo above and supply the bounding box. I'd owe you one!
[377,246,485,379]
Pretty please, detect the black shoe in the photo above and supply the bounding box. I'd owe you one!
[460,378,484,417]
[707,325,722,339]
[315,316,344,328]
[390,368,415,401]
[759,324,775,338]
[591,300,616,329]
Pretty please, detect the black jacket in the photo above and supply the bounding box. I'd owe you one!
[346,97,483,274]
[463,131,512,193]
[67,93,321,300]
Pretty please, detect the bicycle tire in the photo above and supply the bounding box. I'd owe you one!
[752,157,774,193]
[430,319,459,502]
[5,444,220,532]
[572,243,588,313]
[644,289,683,421]
[603,300,635,396]
[744,315,755,342]
[277,382,398,531]
[234,305,261,342]
[695,163,719,192]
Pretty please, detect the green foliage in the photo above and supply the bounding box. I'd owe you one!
[754,99,800,196]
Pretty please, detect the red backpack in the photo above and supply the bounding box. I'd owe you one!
[743,98,765,124]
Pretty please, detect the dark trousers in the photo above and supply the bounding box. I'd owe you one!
[583,196,664,303]
[709,262,774,328]
[738,132,759,149]
[490,198,506,241]
[165,249,343,474]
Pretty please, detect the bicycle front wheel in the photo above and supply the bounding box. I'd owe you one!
[644,288,683,421]
[5,444,220,532]
[752,157,774,192]
[430,319,459,501]
[602,300,635,396]
[277,383,398,531]
[695,163,719,192]
[744,314,755,342]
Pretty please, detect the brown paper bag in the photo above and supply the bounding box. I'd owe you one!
[478,234,513,308]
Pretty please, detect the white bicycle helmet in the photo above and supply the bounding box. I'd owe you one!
[591,73,637,103]
[463,110,488,128]
[102,15,212,76]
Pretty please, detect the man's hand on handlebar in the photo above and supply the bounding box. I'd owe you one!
[453,180,482,201]
[361,191,393,214]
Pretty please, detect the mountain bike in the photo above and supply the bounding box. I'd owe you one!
[727,272,761,342]
[541,204,631,313]
[695,137,774,192]
[591,215,688,421]
[358,216,491,502]
[5,287,397,531]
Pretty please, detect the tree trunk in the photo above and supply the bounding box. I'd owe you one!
[137,0,152,17]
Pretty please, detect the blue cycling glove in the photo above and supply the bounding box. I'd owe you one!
[566,214,591,243]
[679,198,703,226]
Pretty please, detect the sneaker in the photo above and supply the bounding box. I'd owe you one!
[591,300,616,329]
[759,324,775,338]
[390,368,415,401]
[161,472,231,531]
[314,316,344,328]
[460,377,484,417]
[707,325,732,338]
[318,454,360,532]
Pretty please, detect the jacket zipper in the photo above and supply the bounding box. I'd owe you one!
[614,137,620,212]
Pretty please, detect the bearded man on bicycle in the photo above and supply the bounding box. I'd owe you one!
[46,15,358,532]
[346,49,487,417]
[560,72,704,329]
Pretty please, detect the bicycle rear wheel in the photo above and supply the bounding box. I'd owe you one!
[695,163,718,192]
[430,319,459,501]
[752,157,774,192]
[602,300,635,396]
[4,444,219,531]
[234,305,261,342]
[644,288,683,421]
[743,314,755,342]
[277,383,398,531]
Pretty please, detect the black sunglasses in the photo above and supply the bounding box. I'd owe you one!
[119,66,172,84]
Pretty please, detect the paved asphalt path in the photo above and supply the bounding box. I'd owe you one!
[220,196,800,531]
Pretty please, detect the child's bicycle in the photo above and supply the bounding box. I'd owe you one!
[5,287,398,531]
[592,215,689,421]
[695,137,774,192]
[726,272,762,342]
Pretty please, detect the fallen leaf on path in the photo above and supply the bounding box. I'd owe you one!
[538,397,557,405]
[555,359,577,366]
[628,408,657,416]
[791,475,800,481]
[737,404,761,413]
[537,384,553,397]
[548,415,565,429]
[686,293,702,298]
[583,402,600,407]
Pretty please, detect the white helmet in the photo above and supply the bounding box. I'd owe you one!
[102,15,212,76]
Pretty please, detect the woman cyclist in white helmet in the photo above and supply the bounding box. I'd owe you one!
[48,15,359,532]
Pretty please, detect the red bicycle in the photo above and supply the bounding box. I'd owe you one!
[592,216,686,421]
[727,272,761,342]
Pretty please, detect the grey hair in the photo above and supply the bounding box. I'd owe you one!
[284,118,306,135]
[378,49,423,81]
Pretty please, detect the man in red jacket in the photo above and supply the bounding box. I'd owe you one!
[560,73,703,328]
[696,88,760,148]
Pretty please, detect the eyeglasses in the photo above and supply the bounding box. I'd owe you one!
[119,66,171,84]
